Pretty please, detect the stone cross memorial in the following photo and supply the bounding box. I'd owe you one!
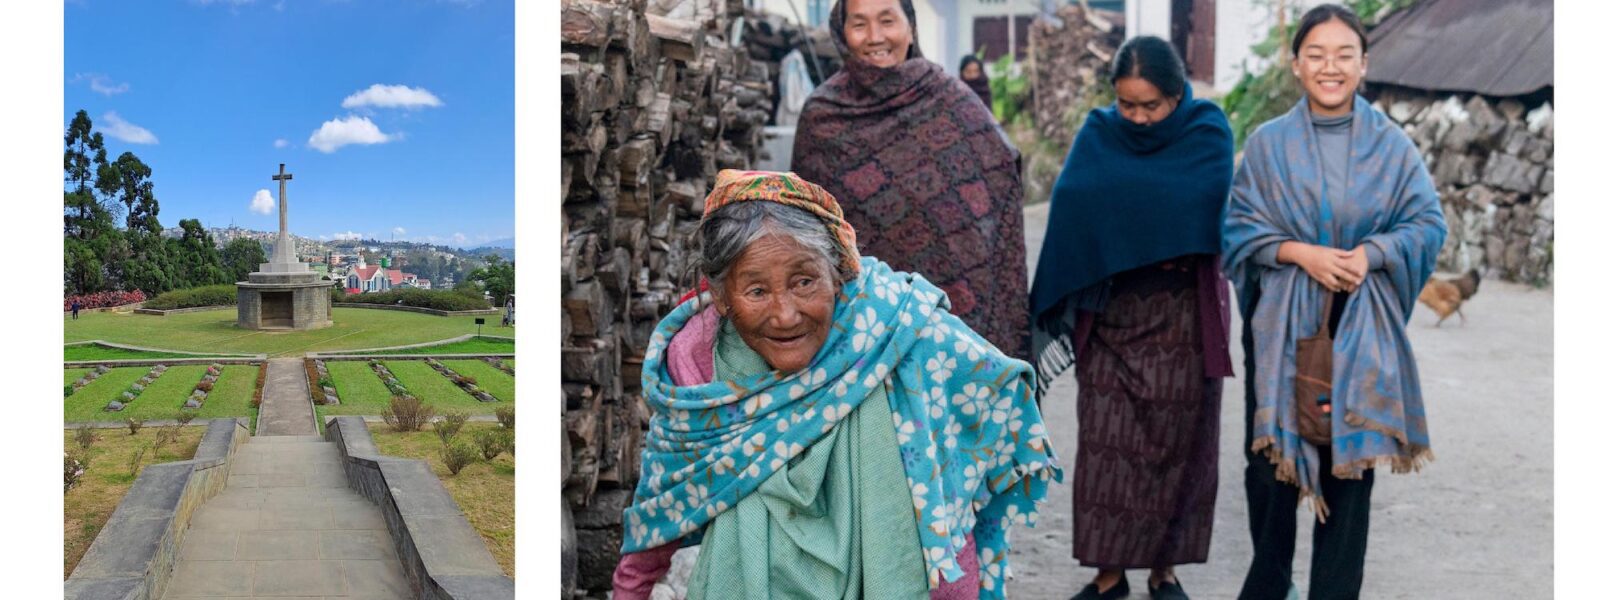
[237,163,335,330]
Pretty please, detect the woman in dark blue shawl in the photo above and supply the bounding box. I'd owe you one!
[1223,6,1445,599]
[1029,37,1235,600]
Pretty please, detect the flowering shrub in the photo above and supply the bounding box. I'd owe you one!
[64,289,146,311]
[65,453,86,494]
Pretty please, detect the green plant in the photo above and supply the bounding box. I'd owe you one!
[434,411,468,444]
[440,441,477,475]
[65,384,76,398]
[988,53,1030,127]
[125,417,145,435]
[339,288,491,311]
[175,412,197,426]
[381,395,435,432]
[74,424,98,450]
[474,428,511,461]
[494,406,514,429]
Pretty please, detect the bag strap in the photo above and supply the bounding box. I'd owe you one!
[1315,288,1335,340]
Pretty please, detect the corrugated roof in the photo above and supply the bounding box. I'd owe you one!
[1364,0,1552,97]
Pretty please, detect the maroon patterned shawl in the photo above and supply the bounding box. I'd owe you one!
[792,1,1031,358]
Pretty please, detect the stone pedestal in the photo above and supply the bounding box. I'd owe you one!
[237,268,334,330]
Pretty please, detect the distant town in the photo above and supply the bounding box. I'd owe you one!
[162,224,514,295]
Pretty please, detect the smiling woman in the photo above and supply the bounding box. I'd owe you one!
[609,170,1061,600]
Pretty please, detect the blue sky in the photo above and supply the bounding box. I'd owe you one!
[65,0,513,248]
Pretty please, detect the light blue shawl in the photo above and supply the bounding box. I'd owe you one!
[623,257,1063,598]
[1222,96,1446,518]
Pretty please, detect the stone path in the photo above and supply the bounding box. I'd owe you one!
[160,436,412,599]
[257,358,317,436]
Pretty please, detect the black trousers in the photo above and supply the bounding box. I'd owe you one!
[1238,290,1374,600]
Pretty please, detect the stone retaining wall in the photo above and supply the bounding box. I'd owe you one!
[325,416,514,599]
[331,303,501,317]
[1372,88,1554,284]
[65,419,248,600]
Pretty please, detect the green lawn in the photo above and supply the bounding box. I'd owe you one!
[63,307,514,358]
[64,344,240,362]
[387,361,499,415]
[65,368,92,388]
[364,336,515,355]
[503,360,514,370]
[370,422,514,576]
[320,361,396,416]
[442,360,515,403]
[65,368,147,421]
[64,365,259,423]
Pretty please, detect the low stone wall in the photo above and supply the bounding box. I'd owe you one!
[307,334,514,360]
[65,357,264,369]
[325,416,514,599]
[65,419,248,600]
[68,302,146,315]
[132,305,232,316]
[1372,88,1554,284]
[332,303,501,317]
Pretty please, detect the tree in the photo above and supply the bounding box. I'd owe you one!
[221,238,267,283]
[169,219,228,289]
[63,111,123,294]
[468,255,514,307]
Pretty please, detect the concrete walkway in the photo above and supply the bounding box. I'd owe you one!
[256,358,317,436]
[160,436,411,599]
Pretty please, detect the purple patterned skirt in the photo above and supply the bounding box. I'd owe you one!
[1071,258,1222,569]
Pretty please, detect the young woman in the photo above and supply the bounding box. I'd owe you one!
[958,54,992,110]
[1030,36,1235,600]
[1221,5,1446,599]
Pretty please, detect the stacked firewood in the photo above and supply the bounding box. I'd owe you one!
[560,0,771,596]
[1028,2,1125,147]
[741,8,842,111]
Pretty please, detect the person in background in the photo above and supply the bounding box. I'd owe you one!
[793,0,1033,359]
[71,298,82,320]
[1222,5,1446,599]
[958,54,992,111]
[610,170,1061,600]
[1030,36,1235,600]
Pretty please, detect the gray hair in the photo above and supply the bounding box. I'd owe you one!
[698,201,843,291]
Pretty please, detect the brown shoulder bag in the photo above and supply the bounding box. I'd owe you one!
[1294,291,1336,446]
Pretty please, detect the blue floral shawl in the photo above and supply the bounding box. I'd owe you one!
[623,257,1063,598]
[1221,96,1446,518]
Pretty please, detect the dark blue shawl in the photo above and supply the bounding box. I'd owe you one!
[1029,83,1235,324]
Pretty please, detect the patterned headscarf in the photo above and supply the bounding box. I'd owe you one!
[701,169,863,281]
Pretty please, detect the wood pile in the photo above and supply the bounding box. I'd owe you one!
[1027,2,1124,147]
[741,8,842,114]
[560,0,772,596]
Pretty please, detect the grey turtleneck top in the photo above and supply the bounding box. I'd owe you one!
[1253,108,1384,270]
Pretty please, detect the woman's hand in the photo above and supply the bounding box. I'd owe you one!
[1278,241,1362,292]
[1332,245,1370,291]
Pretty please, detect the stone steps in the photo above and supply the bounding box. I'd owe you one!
[160,438,412,599]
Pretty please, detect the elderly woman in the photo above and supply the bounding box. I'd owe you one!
[1031,36,1234,600]
[611,170,1061,600]
[793,0,1032,359]
[1222,5,1445,599]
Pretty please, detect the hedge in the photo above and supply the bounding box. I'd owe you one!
[142,284,238,310]
[336,288,490,311]
[64,290,146,311]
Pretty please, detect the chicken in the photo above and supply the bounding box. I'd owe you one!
[1417,269,1481,326]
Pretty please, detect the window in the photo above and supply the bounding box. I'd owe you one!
[973,15,1035,61]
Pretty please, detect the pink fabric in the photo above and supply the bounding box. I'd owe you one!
[615,308,978,599]
[930,532,981,600]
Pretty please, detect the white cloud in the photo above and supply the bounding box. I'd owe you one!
[332,231,364,241]
[100,112,158,144]
[453,233,467,245]
[73,73,129,96]
[341,84,443,110]
[393,227,407,236]
[273,138,289,149]
[307,115,394,153]
[250,189,275,215]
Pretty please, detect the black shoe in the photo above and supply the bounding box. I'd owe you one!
[1069,575,1129,600]
[1148,577,1189,600]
